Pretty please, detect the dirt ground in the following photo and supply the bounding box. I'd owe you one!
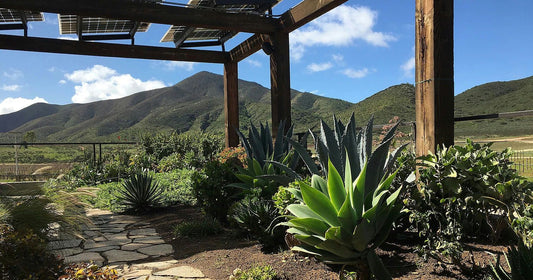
[141,206,508,280]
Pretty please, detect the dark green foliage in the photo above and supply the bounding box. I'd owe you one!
[488,242,533,280]
[139,130,224,169]
[0,225,64,280]
[229,198,285,252]
[191,160,241,223]
[410,140,530,262]
[155,169,197,206]
[173,217,223,238]
[119,172,163,212]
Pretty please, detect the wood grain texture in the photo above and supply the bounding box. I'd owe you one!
[269,32,291,138]
[224,61,239,147]
[415,0,454,156]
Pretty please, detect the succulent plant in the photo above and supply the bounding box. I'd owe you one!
[289,115,406,190]
[282,157,403,280]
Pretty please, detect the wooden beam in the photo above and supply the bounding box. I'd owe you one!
[0,0,280,34]
[415,0,454,156]
[280,0,347,32]
[0,34,228,63]
[224,61,240,148]
[229,34,264,62]
[270,32,291,138]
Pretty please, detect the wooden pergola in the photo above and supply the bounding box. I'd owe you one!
[0,0,454,156]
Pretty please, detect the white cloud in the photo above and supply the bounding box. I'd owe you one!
[290,5,395,61]
[0,97,47,115]
[246,59,262,67]
[307,62,333,72]
[65,65,166,103]
[59,80,66,84]
[401,56,415,77]
[162,61,195,71]
[332,54,344,63]
[3,69,23,80]
[1,84,21,92]
[341,68,370,79]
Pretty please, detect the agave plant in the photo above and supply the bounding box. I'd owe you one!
[282,157,403,280]
[488,241,533,280]
[231,120,301,199]
[237,120,294,168]
[290,115,406,188]
[119,172,162,212]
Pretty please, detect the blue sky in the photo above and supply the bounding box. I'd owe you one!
[0,0,532,114]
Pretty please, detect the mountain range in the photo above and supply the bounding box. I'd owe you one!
[0,71,532,142]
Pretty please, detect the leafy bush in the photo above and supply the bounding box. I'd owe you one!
[218,146,247,167]
[0,225,64,279]
[272,180,303,216]
[139,130,224,169]
[91,182,124,213]
[410,140,530,262]
[173,217,223,238]
[59,262,120,280]
[155,169,197,206]
[191,160,241,223]
[229,198,285,252]
[512,204,533,247]
[230,265,279,280]
[487,241,533,280]
[158,153,184,172]
[119,172,163,213]
[283,159,403,280]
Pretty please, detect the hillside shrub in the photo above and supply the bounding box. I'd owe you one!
[154,169,197,206]
[191,160,240,223]
[410,140,530,263]
[92,182,124,212]
[139,130,224,169]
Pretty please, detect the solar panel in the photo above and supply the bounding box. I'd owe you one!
[58,15,150,35]
[160,0,279,47]
[0,9,44,23]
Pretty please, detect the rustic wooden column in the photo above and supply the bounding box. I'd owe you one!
[415,0,454,156]
[269,32,291,138]
[224,61,239,148]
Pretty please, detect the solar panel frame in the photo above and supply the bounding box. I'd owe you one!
[160,0,279,46]
[0,9,44,23]
[58,15,150,35]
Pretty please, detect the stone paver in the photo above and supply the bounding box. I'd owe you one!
[51,208,209,279]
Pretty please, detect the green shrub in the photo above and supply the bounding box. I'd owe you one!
[512,204,533,247]
[0,225,64,279]
[229,198,285,252]
[272,181,303,216]
[230,265,279,280]
[173,217,223,238]
[119,172,163,213]
[92,182,124,212]
[158,153,184,172]
[410,139,530,262]
[487,241,533,280]
[155,169,197,206]
[191,160,240,223]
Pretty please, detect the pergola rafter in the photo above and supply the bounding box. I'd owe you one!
[0,0,455,155]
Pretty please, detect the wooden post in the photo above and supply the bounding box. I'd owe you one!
[415,0,454,156]
[224,61,239,148]
[269,32,291,138]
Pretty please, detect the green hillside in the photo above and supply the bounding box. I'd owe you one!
[454,76,533,136]
[1,72,531,142]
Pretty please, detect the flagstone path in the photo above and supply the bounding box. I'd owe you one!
[48,208,210,280]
